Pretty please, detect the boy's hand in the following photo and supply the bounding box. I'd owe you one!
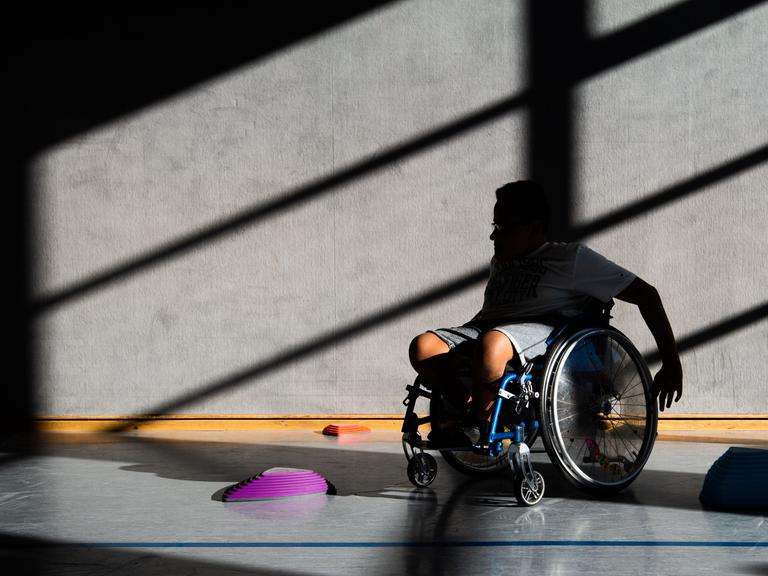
[616,278,683,413]
[651,360,683,412]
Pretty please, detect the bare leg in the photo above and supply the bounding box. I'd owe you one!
[470,330,517,423]
[408,332,450,386]
[409,332,473,428]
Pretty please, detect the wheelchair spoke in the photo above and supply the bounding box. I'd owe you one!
[615,430,627,466]
[615,391,646,400]
[612,399,647,416]
[601,418,613,449]
[607,410,647,428]
[562,434,606,441]
[616,378,644,398]
[614,395,643,412]
[617,368,641,388]
[591,430,610,478]
[603,426,638,469]
[614,374,644,402]
[612,396,650,411]
[609,342,630,384]
[612,399,643,414]
[556,393,602,408]
[573,439,589,469]
[610,422,642,455]
[556,411,583,425]
[556,398,598,407]
[612,440,642,472]
[574,339,606,375]
[590,446,598,477]
[614,394,648,402]
[617,431,644,458]
[612,402,647,414]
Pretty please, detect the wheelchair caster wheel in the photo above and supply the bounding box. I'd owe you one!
[515,471,545,506]
[407,453,437,487]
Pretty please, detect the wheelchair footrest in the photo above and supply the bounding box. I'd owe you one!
[428,442,483,451]
[404,436,485,453]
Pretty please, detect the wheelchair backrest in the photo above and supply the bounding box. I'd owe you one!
[499,299,614,375]
[544,298,614,348]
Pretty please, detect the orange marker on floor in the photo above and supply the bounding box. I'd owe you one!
[322,423,371,436]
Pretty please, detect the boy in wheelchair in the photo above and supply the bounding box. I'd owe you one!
[409,180,683,448]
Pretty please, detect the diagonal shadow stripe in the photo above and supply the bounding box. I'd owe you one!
[571,143,768,240]
[28,0,767,314]
[15,2,401,156]
[33,137,768,319]
[579,0,767,79]
[31,90,531,314]
[102,293,767,432]
[102,268,489,432]
[645,301,768,365]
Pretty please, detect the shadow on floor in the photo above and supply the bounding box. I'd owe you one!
[738,563,768,576]
[19,432,739,514]
[0,532,317,576]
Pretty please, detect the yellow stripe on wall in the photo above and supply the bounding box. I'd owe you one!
[34,414,768,432]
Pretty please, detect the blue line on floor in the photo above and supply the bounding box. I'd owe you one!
[58,540,767,549]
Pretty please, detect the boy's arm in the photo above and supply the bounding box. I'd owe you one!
[615,277,683,412]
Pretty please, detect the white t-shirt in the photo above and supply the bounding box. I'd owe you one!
[472,242,636,323]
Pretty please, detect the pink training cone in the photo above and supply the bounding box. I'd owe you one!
[222,468,332,501]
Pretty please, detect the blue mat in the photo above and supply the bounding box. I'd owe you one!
[699,447,768,510]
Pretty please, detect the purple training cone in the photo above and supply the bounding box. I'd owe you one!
[222,468,331,501]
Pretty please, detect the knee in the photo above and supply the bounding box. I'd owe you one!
[474,331,515,383]
[409,332,448,369]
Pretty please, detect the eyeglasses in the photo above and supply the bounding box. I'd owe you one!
[491,220,531,234]
[492,220,530,233]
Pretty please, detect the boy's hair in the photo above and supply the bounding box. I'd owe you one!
[495,180,550,231]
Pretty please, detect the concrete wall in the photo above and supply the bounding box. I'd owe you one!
[31,1,767,416]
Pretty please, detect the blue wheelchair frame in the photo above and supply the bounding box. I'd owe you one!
[401,357,545,495]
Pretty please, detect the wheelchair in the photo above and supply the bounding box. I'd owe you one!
[401,302,658,506]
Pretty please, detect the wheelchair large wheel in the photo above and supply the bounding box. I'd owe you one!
[540,327,657,493]
[430,393,538,476]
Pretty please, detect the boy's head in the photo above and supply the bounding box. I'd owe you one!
[491,180,549,260]
[493,180,550,231]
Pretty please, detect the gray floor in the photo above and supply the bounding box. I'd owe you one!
[1,430,766,576]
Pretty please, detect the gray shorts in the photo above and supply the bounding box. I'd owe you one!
[429,321,558,364]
